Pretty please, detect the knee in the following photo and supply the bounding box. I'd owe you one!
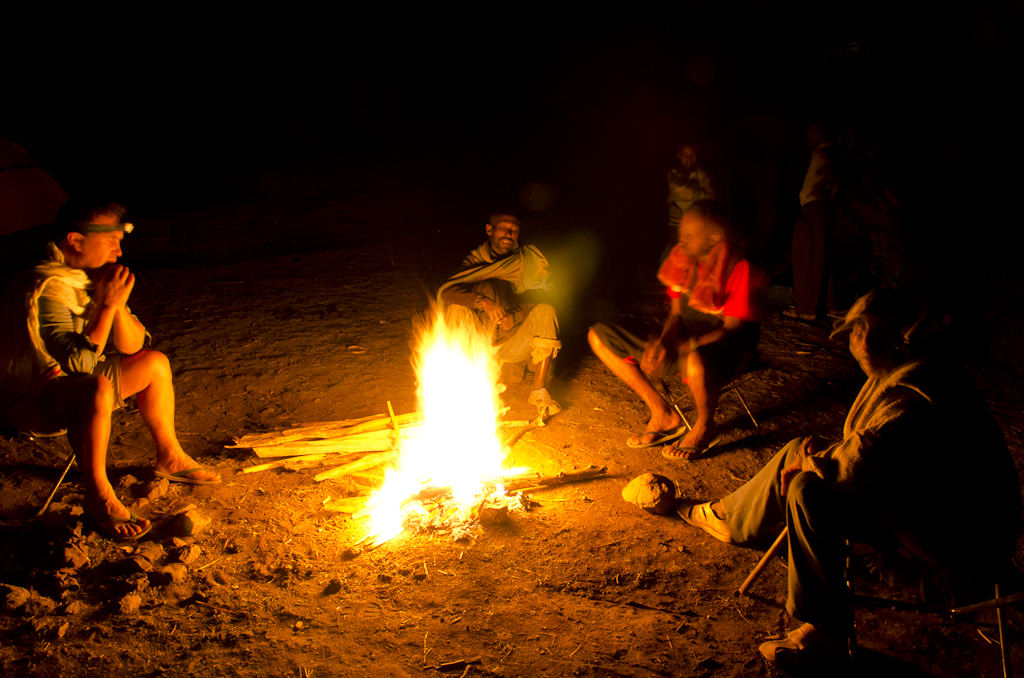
[532,303,556,320]
[80,375,115,415]
[139,350,172,379]
[786,472,830,515]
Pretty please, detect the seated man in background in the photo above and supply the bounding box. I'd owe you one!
[0,200,220,541]
[439,213,561,417]
[589,200,764,458]
[677,289,1021,669]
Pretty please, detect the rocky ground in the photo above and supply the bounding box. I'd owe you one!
[2,159,1023,677]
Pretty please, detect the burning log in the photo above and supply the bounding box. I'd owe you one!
[499,464,608,492]
[350,465,608,521]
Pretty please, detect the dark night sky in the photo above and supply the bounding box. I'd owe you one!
[5,4,1024,306]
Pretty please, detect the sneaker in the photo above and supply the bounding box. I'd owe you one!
[528,388,561,417]
[676,500,734,544]
[759,623,848,670]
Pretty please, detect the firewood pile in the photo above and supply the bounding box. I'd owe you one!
[230,411,422,482]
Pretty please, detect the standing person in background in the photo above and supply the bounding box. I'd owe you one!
[786,122,840,321]
[664,144,715,261]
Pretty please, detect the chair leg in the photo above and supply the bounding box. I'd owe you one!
[37,453,76,517]
[729,385,759,433]
[997,583,1013,678]
[657,379,692,431]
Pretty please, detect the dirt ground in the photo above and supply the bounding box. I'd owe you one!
[2,160,1023,678]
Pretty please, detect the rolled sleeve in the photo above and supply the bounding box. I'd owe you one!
[37,296,99,374]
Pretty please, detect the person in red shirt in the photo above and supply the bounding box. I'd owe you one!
[589,201,764,458]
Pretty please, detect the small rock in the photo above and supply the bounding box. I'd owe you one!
[123,573,150,594]
[150,563,188,586]
[62,543,90,569]
[202,572,220,588]
[53,569,81,593]
[622,473,677,515]
[322,579,343,595]
[176,544,201,565]
[2,584,31,613]
[174,509,211,537]
[123,556,154,574]
[64,601,87,615]
[119,593,142,615]
[145,477,170,501]
[171,537,188,548]
[24,593,58,616]
[57,621,70,638]
[479,501,510,525]
[117,474,139,490]
[135,542,166,565]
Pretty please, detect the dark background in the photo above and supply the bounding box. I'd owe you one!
[5,3,1024,333]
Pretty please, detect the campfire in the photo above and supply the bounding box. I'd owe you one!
[362,310,522,544]
[232,309,606,551]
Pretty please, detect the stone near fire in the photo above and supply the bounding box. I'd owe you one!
[174,509,212,537]
[144,477,170,501]
[2,584,32,613]
[177,544,202,565]
[622,473,677,515]
[119,593,142,615]
[136,542,167,565]
[122,556,154,575]
[479,500,510,525]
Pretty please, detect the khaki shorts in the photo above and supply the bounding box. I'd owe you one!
[0,356,124,437]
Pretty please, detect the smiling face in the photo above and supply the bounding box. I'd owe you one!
[65,213,124,271]
[485,220,520,257]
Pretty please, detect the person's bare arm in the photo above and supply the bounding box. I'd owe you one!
[87,265,146,355]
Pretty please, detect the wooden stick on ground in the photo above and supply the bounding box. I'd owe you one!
[314,451,398,482]
[737,526,788,597]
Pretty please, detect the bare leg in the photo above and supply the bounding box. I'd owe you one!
[120,350,220,483]
[588,329,681,444]
[531,354,551,391]
[44,376,150,538]
[677,350,721,448]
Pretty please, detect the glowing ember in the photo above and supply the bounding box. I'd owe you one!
[368,309,509,542]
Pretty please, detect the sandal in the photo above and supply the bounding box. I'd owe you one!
[94,510,153,542]
[663,433,722,460]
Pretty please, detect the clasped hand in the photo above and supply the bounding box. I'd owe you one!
[93,264,135,309]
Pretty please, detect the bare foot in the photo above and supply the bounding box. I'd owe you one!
[628,409,684,446]
[155,452,221,484]
[678,421,718,449]
[86,493,152,540]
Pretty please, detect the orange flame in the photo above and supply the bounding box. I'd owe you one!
[368,309,508,541]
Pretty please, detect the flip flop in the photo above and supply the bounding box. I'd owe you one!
[663,434,723,460]
[155,467,221,485]
[626,425,689,449]
[96,510,153,542]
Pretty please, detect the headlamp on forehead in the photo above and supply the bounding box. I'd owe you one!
[75,222,134,234]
